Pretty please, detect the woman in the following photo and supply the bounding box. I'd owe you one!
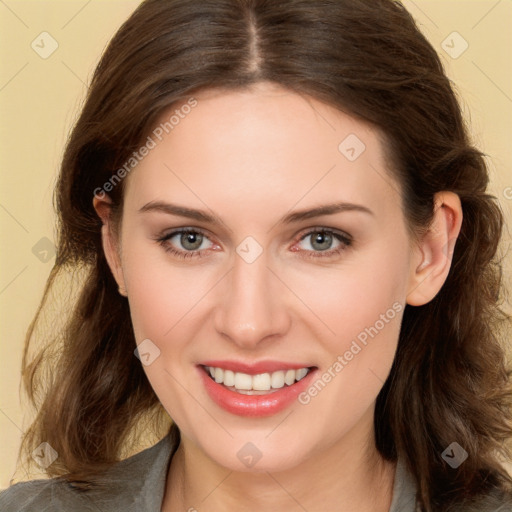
[1,0,511,510]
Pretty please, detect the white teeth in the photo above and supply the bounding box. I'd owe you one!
[296,368,308,380]
[253,373,271,391]
[271,370,285,389]
[223,369,235,387]
[234,372,252,390]
[284,369,296,386]
[205,366,310,391]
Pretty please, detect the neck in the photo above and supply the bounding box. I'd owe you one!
[162,411,396,512]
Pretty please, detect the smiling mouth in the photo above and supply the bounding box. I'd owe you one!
[201,365,314,395]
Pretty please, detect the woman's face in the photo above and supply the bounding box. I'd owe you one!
[109,82,422,472]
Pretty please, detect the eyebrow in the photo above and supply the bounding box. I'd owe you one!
[138,200,374,226]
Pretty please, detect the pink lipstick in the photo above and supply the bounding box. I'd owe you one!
[197,361,317,417]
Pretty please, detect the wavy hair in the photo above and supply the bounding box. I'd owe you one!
[17,0,512,510]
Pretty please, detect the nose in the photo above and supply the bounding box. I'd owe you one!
[213,250,292,349]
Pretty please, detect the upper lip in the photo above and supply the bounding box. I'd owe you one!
[199,360,316,375]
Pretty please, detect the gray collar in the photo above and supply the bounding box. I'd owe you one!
[123,426,418,512]
[389,457,418,512]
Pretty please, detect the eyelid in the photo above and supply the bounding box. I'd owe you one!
[155,225,353,259]
[158,227,218,249]
[295,226,353,243]
[289,226,352,259]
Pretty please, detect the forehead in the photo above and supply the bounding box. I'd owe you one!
[123,82,402,225]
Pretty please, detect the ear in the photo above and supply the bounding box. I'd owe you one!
[92,195,128,297]
[406,191,463,306]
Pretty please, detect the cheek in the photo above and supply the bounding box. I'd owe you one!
[286,243,407,413]
[294,279,403,437]
[120,228,407,444]
[122,224,409,352]
[283,245,408,350]
[120,243,211,418]
[123,252,212,344]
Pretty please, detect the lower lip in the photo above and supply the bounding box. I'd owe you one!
[198,366,317,417]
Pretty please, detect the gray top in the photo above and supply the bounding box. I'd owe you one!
[0,426,510,511]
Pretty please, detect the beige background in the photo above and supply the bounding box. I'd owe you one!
[0,0,511,489]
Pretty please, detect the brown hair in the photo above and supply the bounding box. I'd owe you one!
[17,0,512,509]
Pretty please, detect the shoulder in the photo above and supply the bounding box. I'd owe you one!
[457,490,512,512]
[0,428,179,512]
[431,483,512,512]
[393,457,512,512]
[0,478,88,512]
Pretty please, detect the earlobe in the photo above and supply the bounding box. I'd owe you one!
[406,192,463,306]
[92,196,128,296]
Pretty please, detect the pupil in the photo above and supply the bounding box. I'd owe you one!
[182,232,202,250]
[313,232,332,251]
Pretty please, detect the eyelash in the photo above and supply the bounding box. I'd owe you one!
[155,227,352,261]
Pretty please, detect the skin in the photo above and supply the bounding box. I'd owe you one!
[94,81,462,512]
